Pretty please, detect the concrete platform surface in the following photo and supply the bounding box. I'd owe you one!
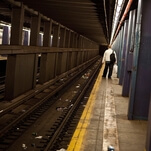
[67,68,147,151]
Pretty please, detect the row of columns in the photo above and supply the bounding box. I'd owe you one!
[2,4,99,100]
[112,0,151,150]
[1,24,97,49]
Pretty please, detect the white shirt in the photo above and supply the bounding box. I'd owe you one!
[102,48,117,63]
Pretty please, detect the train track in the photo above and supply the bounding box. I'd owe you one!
[0,57,102,151]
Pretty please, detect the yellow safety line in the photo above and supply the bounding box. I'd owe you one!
[67,64,105,151]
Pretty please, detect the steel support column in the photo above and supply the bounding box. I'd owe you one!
[117,27,124,78]
[70,52,77,68]
[30,15,41,88]
[74,34,78,48]
[77,35,82,49]
[30,15,41,46]
[128,0,151,120]
[65,30,71,71]
[128,0,142,120]
[112,28,122,78]
[68,52,72,70]
[43,20,52,47]
[5,54,35,100]
[65,30,71,48]
[119,20,129,85]
[5,6,27,100]
[39,20,52,84]
[59,28,67,74]
[10,6,24,45]
[52,25,60,77]
[52,25,60,47]
[70,32,75,48]
[141,0,151,148]
[146,96,151,151]
[60,52,68,74]
[122,10,136,96]
[60,28,66,48]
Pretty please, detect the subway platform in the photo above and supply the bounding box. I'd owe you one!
[67,65,147,151]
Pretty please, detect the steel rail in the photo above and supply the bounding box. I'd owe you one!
[0,57,99,138]
[43,59,102,151]
[0,56,98,118]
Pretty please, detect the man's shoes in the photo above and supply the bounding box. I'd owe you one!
[108,77,111,79]
[102,76,106,78]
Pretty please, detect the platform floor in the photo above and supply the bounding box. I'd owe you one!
[67,66,147,151]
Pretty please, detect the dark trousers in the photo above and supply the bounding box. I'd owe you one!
[102,61,114,78]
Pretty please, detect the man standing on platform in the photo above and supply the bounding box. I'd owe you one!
[102,45,117,79]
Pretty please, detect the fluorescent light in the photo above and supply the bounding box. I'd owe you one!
[110,0,125,44]
[116,6,121,12]
[118,0,123,6]
[0,23,11,27]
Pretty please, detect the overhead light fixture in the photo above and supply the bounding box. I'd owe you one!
[110,0,125,44]
[118,0,124,6]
